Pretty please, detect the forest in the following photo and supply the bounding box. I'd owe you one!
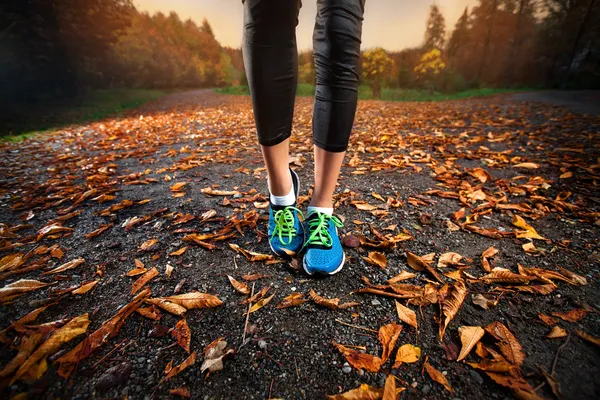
[1,0,599,107]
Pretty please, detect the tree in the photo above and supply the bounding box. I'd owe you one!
[361,48,395,99]
[447,7,469,60]
[423,4,446,50]
[201,18,214,37]
[414,48,446,90]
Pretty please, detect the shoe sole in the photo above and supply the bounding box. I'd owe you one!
[302,251,345,276]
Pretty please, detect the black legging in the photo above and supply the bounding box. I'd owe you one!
[242,0,365,152]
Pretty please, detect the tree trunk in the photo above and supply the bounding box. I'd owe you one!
[372,81,382,99]
[564,0,596,87]
[478,0,498,83]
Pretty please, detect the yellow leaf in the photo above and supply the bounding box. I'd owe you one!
[393,344,420,368]
[457,326,485,361]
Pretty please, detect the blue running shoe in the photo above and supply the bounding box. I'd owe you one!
[303,212,345,275]
[268,169,304,258]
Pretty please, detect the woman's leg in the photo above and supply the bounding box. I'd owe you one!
[242,0,300,197]
[310,0,365,210]
[303,0,364,275]
[243,0,304,258]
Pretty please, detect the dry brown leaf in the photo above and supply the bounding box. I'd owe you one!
[513,162,540,169]
[406,251,443,282]
[439,280,467,340]
[394,301,417,329]
[229,243,275,262]
[201,187,240,196]
[136,306,161,320]
[327,383,388,400]
[146,298,187,316]
[551,308,588,322]
[163,292,223,309]
[309,289,359,310]
[172,319,191,353]
[438,252,467,268]
[575,330,600,346]
[0,279,55,301]
[387,271,416,283]
[56,288,151,378]
[245,293,275,315]
[512,215,545,240]
[379,323,402,363]
[139,238,159,251]
[0,333,44,379]
[169,387,191,398]
[227,275,250,295]
[424,358,453,394]
[200,338,234,374]
[472,293,499,310]
[485,321,525,367]
[557,267,587,286]
[332,341,382,373]
[170,247,188,256]
[538,313,558,325]
[0,253,26,273]
[42,257,85,275]
[72,280,99,295]
[11,314,90,383]
[276,293,308,309]
[481,268,535,284]
[546,326,567,339]
[163,351,197,381]
[393,344,420,368]
[125,267,147,277]
[131,267,158,295]
[457,326,485,361]
[481,246,498,272]
[383,374,397,400]
[363,252,387,269]
[170,182,187,192]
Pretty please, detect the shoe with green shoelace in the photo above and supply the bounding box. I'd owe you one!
[303,211,345,275]
[267,168,304,258]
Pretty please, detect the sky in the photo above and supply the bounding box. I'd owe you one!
[135,0,478,51]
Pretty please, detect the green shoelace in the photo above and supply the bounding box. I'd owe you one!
[305,212,343,248]
[271,206,303,245]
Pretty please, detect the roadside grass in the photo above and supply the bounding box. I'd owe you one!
[1,88,168,142]
[216,84,531,102]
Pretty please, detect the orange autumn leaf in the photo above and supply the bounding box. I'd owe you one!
[227,275,250,294]
[485,321,525,367]
[163,351,197,381]
[424,358,453,394]
[276,293,308,309]
[131,267,158,295]
[332,341,382,373]
[457,326,485,361]
[394,301,418,329]
[378,323,402,363]
[172,319,191,353]
[309,289,359,310]
[362,251,387,269]
[551,308,588,323]
[439,280,467,340]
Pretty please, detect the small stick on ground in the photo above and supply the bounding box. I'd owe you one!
[269,378,275,399]
[335,319,377,334]
[92,339,128,368]
[240,282,255,347]
[294,356,300,380]
[552,333,571,375]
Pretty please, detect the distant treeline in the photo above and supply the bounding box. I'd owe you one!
[0,0,240,105]
[1,0,598,107]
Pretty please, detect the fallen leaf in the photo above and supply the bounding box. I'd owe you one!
[481,268,535,284]
[146,298,187,316]
[575,330,600,347]
[227,275,250,294]
[394,301,417,329]
[170,247,188,256]
[0,279,55,301]
[276,293,308,309]
[438,252,467,268]
[363,252,387,269]
[393,344,420,368]
[512,215,545,240]
[245,293,275,314]
[551,308,588,323]
[163,351,197,381]
[485,321,525,367]
[457,326,485,361]
[72,280,99,295]
[379,323,402,363]
[229,244,275,262]
[513,162,540,169]
[387,271,416,283]
[139,238,159,251]
[56,288,151,378]
[406,251,443,282]
[327,383,388,400]
[309,289,359,310]
[172,319,191,353]
[424,358,453,394]
[481,246,499,272]
[11,314,90,383]
[169,387,191,398]
[201,187,240,196]
[332,341,382,373]
[472,293,499,310]
[42,257,85,275]
[0,333,44,379]
[162,292,223,309]
[200,338,234,374]
[383,374,398,400]
[547,326,567,339]
[439,280,467,340]
[131,267,158,295]
[538,313,558,325]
